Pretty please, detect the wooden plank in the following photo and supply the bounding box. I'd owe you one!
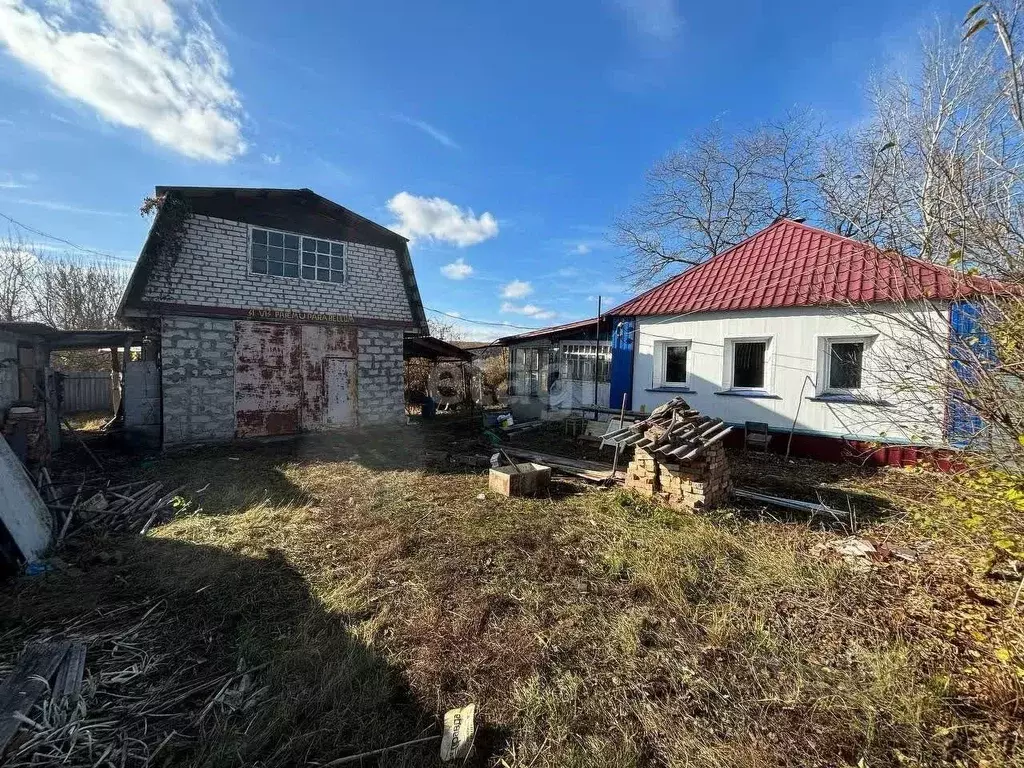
[52,642,87,701]
[0,642,70,751]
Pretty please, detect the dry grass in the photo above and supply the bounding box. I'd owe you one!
[63,410,111,432]
[1,425,1022,767]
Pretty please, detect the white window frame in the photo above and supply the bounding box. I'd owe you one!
[723,336,773,393]
[817,335,875,397]
[653,339,691,388]
[248,225,347,285]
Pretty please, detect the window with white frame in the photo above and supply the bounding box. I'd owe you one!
[250,227,345,283]
[654,340,689,387]
[560,343,611,382]
[823,338,867,393]
[729,339,769,390]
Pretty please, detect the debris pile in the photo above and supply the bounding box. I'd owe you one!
[42,479,184,542]
[604,397,732,510]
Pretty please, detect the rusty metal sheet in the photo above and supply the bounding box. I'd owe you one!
[325,357,356,426]
[235,321,303,438]
[300,325,357,429]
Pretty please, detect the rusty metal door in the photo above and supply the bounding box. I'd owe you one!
[235,322,303,438]
[325,358,356,426]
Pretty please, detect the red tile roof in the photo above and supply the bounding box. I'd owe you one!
[609,219,1009,317]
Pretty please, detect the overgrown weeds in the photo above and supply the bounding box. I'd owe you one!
[1,430,1021,766]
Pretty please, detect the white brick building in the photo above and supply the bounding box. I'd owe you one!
[117,186,428,447]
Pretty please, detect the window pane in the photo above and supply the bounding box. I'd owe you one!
[329,270,344,283]
[733,342,765,388]
[251,243,267,260]
[317,268,330,281]
[829,342,863,389]
[284,234,299,249]
[302,266,315,280]
[252,229,267,244]
[268,261,284,276]
[268,231,284,247]
[666,346,687,383]
[317,253,330,268]
[252,259,267,274]
[302,253,316,266]
[268,245,284,262]
[331,242,344,256]
[331,256,344,271]
[302,237,316,252]
[284,248,299,263]
[317,240,330,253]
[283,263,299,278]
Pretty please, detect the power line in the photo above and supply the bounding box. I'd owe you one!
[0,210,138,264]
[424,306,543,331]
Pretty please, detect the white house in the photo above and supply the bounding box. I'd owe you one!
[604,219,1005,460]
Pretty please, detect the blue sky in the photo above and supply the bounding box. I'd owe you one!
[0,0,965,339]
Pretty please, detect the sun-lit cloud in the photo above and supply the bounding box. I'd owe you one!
[441,257,474,280]
[501,279,532,299]
[393,114,459,149]
[387,192,498,247]
[0,0,246,162]
[261,153,281,165]
[501,301,557,320]
[573,243,591,255]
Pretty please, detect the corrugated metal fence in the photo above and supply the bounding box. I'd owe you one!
[61,372,113,413]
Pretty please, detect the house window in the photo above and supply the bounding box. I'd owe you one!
[654,340,689,387]
[560,343,611,382]
[732,341,766,389]
[250,227,345,283]
[827,341,864,391]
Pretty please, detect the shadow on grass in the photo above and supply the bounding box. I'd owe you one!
[0,534,449,767]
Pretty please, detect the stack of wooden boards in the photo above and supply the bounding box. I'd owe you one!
[43,479,185,543]
[604,397,732,510]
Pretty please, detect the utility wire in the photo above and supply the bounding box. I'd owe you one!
[424,306,543,331]
[0,209,138,263]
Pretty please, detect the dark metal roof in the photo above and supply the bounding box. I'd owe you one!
[0,321,55,337]
[0,322,138,349]
[118,186,428,334]
[496,317,611,344]
[404,335,473,361]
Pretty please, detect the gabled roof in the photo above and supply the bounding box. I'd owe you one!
[497,316,611,344]
[118,187,428,334]
[609,218,1010,318]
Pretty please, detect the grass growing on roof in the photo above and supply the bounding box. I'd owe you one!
[1,427,1021,766]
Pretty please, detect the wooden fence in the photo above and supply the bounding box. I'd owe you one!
[61,372,113,413]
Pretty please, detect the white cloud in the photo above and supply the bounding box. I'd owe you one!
[501,279,532,299]
[0,176,26,189]
[611,0,681,44]
[394,114,459,149]
[441,257,474,280]
[0,0,246,162]
[501,301,557,320]
[261,153,281,165]
[387,192,498,247]
[573,243,591,255]
[556,267,580,278]
[13,198,127,216]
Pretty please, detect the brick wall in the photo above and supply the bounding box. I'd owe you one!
[357,327,406,425]
[142,215,414,325]
[161,317,236,446]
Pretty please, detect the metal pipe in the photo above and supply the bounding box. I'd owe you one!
[785,375,817,461]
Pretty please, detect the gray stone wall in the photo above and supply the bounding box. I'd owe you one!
[357,327,406,425]
[142,215,414,325]
[161,316,235,446]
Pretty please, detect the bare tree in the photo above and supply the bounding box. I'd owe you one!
[32,253,129,331]
[0,233,39,322]
[614,111,822,287]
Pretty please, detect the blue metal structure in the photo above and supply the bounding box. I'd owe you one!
[609,318,635,410]
[947,301,994,446]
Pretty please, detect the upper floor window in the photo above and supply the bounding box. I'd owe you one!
[250,227,345,283]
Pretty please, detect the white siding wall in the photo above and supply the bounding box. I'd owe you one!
[632,304,949,443]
